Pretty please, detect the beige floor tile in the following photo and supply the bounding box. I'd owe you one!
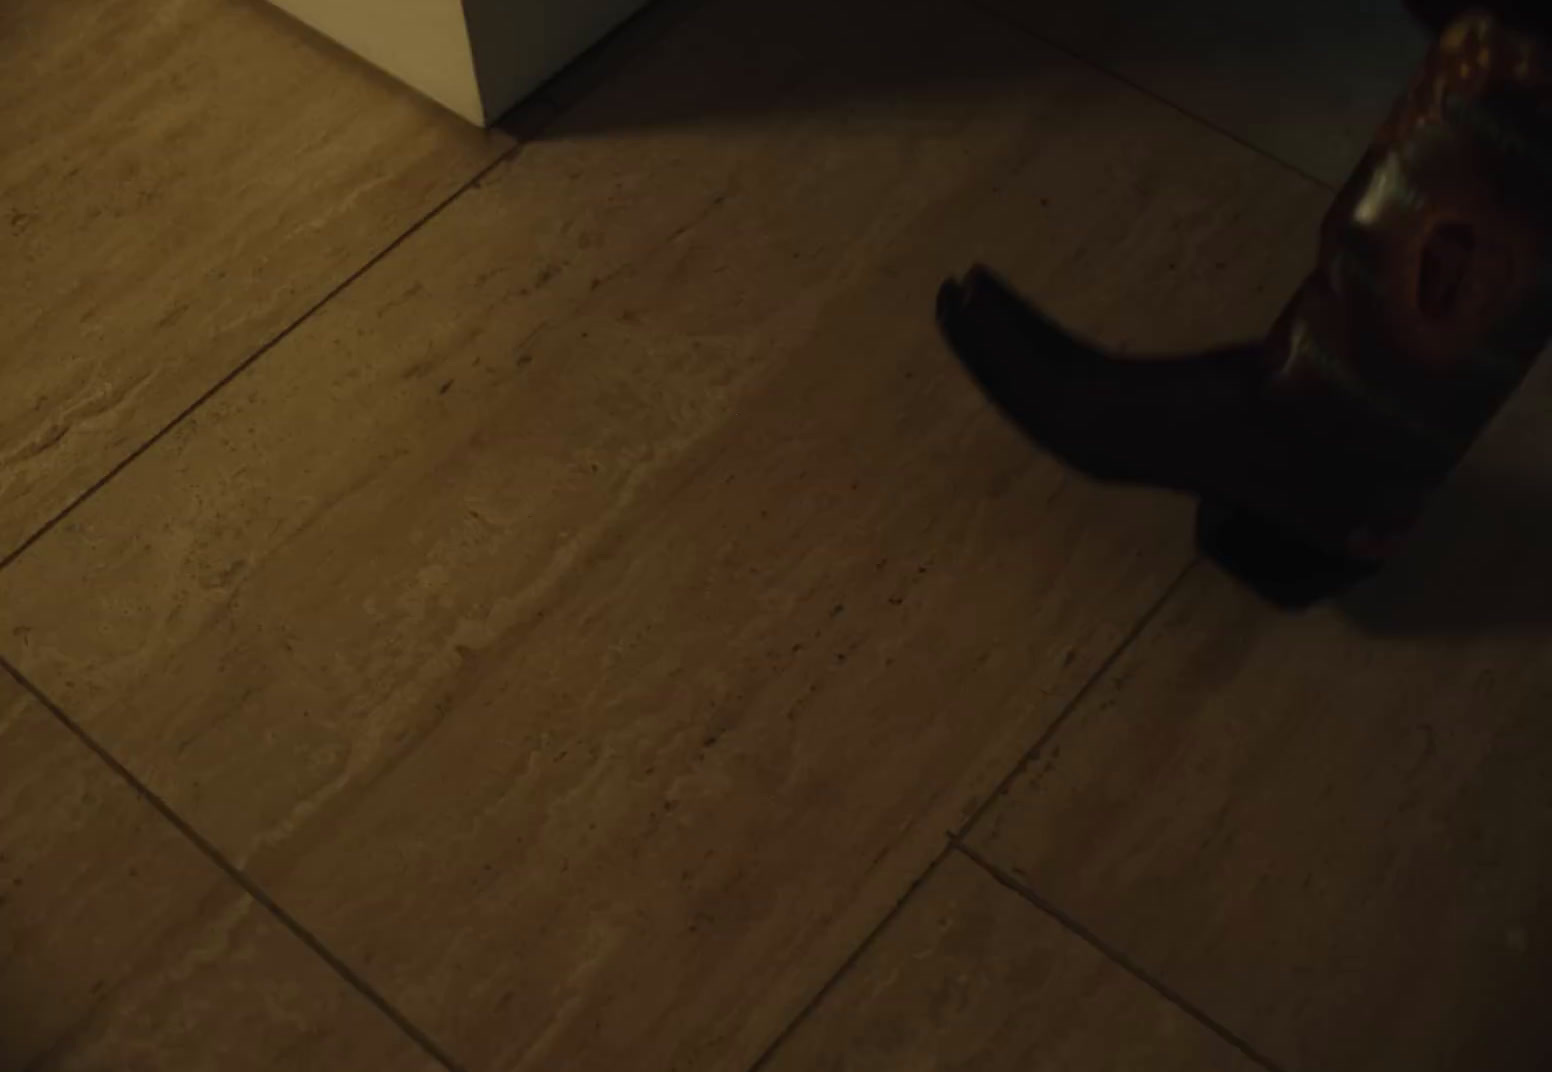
[0,0,1330,1068]
[966,363,1552,1071]
[982,0,1429,185]
[0,0,507,560]
[761,851,1263,1071]
[0,667,440,1071]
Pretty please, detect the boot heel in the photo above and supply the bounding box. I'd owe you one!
[1195,499,1379,609]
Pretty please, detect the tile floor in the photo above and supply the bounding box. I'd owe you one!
[3,0,1548,1069]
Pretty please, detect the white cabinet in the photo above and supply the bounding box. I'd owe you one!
[266,0,651,124]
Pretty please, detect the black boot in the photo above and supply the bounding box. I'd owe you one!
[938,11,1552,606]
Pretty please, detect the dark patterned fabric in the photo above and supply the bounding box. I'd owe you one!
[1268,10,1551,557]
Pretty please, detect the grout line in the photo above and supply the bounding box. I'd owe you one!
[953,556,1200,841]
[952,839,1292,1072]
[0,0,720,1067]
[745,842,957,1072]
[0,0,719,581]
[0,4,709,1060]
[0,139,524,580]
[746,556,1201,1071]
[0,655,471,1072]
[0,2,724,1061]
[964,0,1338,193]
[0,0,715,581]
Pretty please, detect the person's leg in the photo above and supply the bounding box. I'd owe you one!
[938,9,1552,606]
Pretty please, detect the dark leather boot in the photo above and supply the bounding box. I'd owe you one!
[939,10,1552,607]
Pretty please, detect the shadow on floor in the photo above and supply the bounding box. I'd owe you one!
[497,0,1426,181]
[500,0,1050,142]
[1342,462,1552,636]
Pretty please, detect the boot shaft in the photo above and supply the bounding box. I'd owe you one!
[1267,10,1552,557]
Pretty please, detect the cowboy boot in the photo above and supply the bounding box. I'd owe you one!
[938,9,1552,606]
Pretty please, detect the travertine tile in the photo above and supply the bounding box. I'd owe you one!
[0,0,1329,1068]
[0,668,440,1071]
[968,365,1552,1072]
[762,852,1263,1072]
[983,0,1429,185]
[0,0,507,559]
